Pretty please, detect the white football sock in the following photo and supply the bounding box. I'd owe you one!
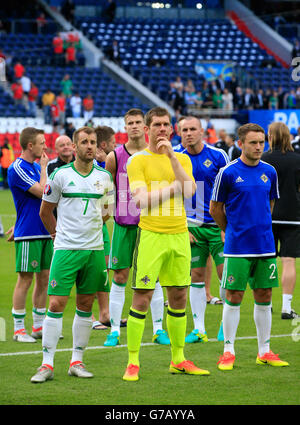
[71,310,92,364]
[109,280,126,334]
[222,302,240,355]
[254,303,271,356]
[150,281,164,334]
[219,285,226,304]
[12,308,26,332]
[189,283,206,334]
[42,311,63,367]
[282,294,292,313]
[32,307,46,330]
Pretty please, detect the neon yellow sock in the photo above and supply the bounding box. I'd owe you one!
[167,307,186,364]
[126,307,147,367]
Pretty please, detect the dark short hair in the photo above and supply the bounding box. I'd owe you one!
[238,123,265,143]
[72,126,96,145]
[94,125,115,147]
[19,127,44,150]
[145,107,171,127]
[124,108,144,124]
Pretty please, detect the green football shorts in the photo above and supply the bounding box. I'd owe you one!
[188,225,224,268]
[108,221,138,270]
[103,223,110,256]
[48,249,109,296]
[221,256,279,291]
[15,239,53,273]
[132,228,191,290]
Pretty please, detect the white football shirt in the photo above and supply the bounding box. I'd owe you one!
[43,162,114,250]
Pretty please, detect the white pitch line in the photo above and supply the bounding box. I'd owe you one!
[0,334,298,357]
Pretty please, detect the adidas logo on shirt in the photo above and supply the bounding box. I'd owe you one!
[68,181,76,186]
[235,176,244,183]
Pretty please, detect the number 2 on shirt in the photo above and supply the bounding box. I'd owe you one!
[82,198,89,215]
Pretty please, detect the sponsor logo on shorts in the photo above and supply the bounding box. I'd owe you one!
[203,159,212,168]
[31,260,38,268]
[260,174,268,183]
[112,256,118,265]
[227,275,235,284]
[141,275,150,286]
[50,279,57,288]
[44,184,52,195]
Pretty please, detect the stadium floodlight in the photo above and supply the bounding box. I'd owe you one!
[196,3,203,9]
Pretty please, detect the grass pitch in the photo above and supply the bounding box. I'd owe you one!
[0,189,299,406]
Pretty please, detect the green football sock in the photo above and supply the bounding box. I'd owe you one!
[167,307,186,365]
[126,307,147,367]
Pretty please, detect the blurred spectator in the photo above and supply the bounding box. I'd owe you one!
[65,42,76,66]
[214,129,228,152]
[222,88,233,110]
[205,126,218,145]
[20,73,31,107]
[65,121,76,139]
[51,101,60,126]
[61,0,75,25]
[254,89,264,109]
[70,92,82,118]
[101,0,116,23]
[225,74,238,95]
[234,86,244,110]
[225,134,241,161]
[286,90,297,109]
[28,82,39,117]
[56,92,66,126]
[83,94,94,122]
[172,76,184,90]
[0,139,14,189]
[11,80,24,105]
[185,78,196,93]
[263,88,271,109]
[277,86,285,109]
[201,81,213,108]
[244,88,255,110]
[13,61,25,80]
[52,32,64,66]
[105,40,121,65]
[172,86,186,114]
[212,88,223,109]
[269,90,279,110]
[60,74,73,97]
[36,12,47,34]
[42,89,55,124]
[184,87,197,106]
[195,91,204,107]
[292,39,300,60]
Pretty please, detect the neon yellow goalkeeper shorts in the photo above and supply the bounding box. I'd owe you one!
[132,228,191,290]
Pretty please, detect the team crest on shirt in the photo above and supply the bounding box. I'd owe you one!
[203,159,212,168]
[44,184,52,195]
[141,275,151,286]
[260,174,268,183]
[94,180,103,191]
[50,279,57,288]
[31,260,38,268]
[227,275,235,284]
